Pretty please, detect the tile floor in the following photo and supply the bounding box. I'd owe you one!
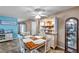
[31,46,64,53]
[47,47,64,53]
[0,40,64,53]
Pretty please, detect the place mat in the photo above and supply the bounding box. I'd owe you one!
[30,36,38,40]
[25,41,39,50]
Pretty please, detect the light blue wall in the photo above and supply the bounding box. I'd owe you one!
[0,16,18,38]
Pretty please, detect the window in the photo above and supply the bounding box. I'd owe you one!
[19,23,26,33]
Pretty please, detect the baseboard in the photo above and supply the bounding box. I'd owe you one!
[57,45,65,50]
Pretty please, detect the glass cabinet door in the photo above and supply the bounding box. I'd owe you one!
[65,17,78,53]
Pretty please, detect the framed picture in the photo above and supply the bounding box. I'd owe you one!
[0,21,16,25]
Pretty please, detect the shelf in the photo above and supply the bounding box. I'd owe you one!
[65,50,75,53]
[45,29,54,31]
[42,26,54,28]
[45,32,53,34]
[0,39,12,42]
[68,45,76,49]
[44,30,53,32]
[0,34,5,35]
[67,32,76,34]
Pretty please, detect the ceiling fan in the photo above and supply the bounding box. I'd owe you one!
[32,12,47,17]
[32,8,47,17]
[24,7,48,18]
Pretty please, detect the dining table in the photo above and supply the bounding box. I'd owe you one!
[22,35,47,53]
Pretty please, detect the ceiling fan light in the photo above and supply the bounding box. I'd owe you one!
[35,15,41,19]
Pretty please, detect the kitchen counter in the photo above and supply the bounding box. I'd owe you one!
[0,39,20,53]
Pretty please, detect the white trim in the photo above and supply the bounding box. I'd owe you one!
[57,45,65,50]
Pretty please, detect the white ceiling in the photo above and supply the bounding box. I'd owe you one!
[0,6,75,22]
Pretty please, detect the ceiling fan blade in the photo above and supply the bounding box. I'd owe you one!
[41,15,47,16]
[31,14,47,17]
[31,14,36,16]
